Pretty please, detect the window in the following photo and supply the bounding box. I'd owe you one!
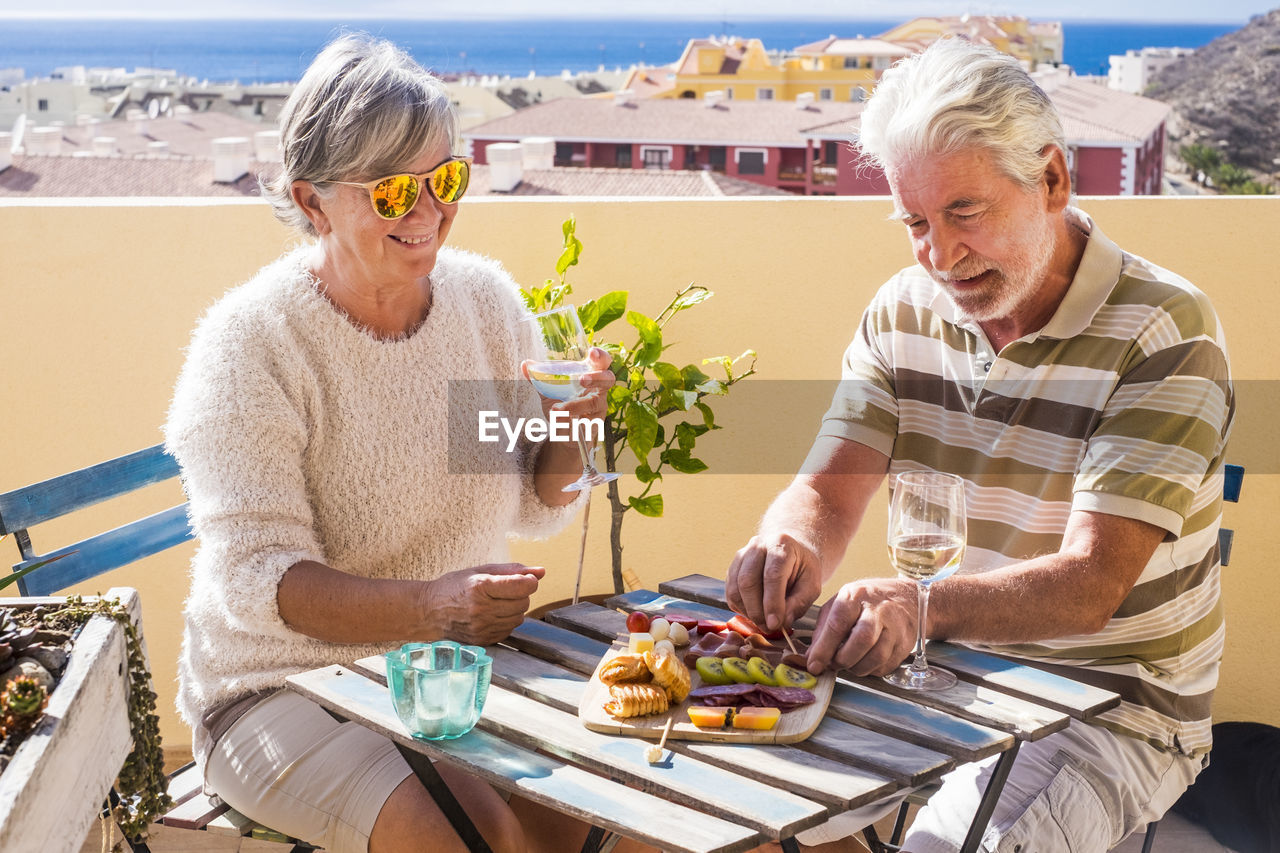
[709,147,727,173]
[736,149,767,175]
[756,88,774,101]
[37,99,49,112]
[823,141,839,165]
[616,146,632,168]
[641,146,672,170]
[819,88,833,101]
[725,88,734,100]
[843,57,859,69]
[555,142,575,166]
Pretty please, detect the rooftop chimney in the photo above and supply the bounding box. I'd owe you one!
[795,92,816,109]
[0,133,10,172]
[253,130,282,163]
[521,136,555,171]
[486,142,523,193]
[613,89,634,107]
[704,90,726,108]
[146,140,170,157]
[26,126,63,155]
[211,136,251,183]
[92,136,118,156]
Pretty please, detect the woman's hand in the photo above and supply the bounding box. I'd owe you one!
[528,346,614,504]
[421,563,545,645]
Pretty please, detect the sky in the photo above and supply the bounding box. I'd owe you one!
[0,0,1272,22]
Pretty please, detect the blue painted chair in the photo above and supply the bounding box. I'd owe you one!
[0,444,316,851]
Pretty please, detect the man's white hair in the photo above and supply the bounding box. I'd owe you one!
[857,37,1066,190]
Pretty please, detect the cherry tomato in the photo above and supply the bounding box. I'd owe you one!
[625,610,651,633]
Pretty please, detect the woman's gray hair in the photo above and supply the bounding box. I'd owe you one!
[263,34,459,235]
[856,38,1065,190]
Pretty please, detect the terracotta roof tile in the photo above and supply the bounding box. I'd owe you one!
[0,158,787,198]
[1040,77,1171,143]
[0,154,269,197]
[465,96,867,148]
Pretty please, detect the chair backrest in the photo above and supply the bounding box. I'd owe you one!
[0,444,193,596]
[1219,463,1243,567]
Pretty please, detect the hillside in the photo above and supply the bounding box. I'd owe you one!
[1146,8,1280,174]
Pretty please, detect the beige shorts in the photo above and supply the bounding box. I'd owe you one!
[796,719,1204,853]
[204,690,413,853]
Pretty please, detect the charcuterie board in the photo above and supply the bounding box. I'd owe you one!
[577,638,835,744]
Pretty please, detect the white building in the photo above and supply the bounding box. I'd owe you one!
[1107,47,1195,94]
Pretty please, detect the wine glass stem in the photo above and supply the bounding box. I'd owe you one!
[910,580,932,673]
[575,437,596,475]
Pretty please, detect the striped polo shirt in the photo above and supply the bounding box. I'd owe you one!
[820,211,1233,756]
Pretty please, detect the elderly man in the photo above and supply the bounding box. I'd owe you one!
[727,38,1233,853]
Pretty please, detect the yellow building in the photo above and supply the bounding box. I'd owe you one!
[623,16,1064,102]
[879,15,1064,70]
[623,35,900,103]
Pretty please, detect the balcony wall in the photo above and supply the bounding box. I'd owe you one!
[2,194,1277,762]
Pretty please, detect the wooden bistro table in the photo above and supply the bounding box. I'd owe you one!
[286,574,1119,853]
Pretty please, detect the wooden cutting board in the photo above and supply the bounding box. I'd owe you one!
[578,638,835,744]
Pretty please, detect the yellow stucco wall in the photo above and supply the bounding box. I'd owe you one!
[1,195,1276,763]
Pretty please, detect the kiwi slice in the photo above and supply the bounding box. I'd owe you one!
[746,656,779,686]
[774,663,818,690]
[722,656,755,684]
[694,656,735,686]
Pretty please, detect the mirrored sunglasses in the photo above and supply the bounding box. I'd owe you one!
[330,157,471,219]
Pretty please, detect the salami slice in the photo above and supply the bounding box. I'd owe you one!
[688,683,758,705]
[756,685,816,709]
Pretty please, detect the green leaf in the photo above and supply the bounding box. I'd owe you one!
[607,384,633,415]
[577,300,600,334]
[694,401,717,429]
[555,238,581,277]
[0,551,74,592]
[634,459,663,484]
[652,361,684,389]
[592,291,628,330]
[671,287,713,313]
[628,494,665,517]
[661,448,709,474]
[624,400,660,460]
[627,311,664,366]
[562,216,576,242]
[675,421,708,450]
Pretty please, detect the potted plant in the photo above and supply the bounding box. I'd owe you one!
[522,218,756,595]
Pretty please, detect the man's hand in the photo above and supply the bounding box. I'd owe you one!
[422,563,545,645]
[806,577,918,676]
[726,532,825,633]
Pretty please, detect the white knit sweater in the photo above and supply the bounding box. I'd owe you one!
[164,245,576,735]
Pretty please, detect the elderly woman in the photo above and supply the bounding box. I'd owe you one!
[164,35,612,853]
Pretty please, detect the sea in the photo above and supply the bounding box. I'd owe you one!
[0,17,1245,83]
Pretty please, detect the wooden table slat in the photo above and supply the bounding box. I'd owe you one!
[801,716,954,786]
[827,680,1013,763]
[353,652,902,819]
[924,645,1121,720]
[288,665,761,853]
[506,617,608,675]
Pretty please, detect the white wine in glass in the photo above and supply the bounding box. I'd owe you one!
[884,470,966,690]
[525,305,620,492]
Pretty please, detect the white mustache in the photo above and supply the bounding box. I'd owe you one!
[934,266,993,283]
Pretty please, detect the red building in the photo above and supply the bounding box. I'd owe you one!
[464,78,1169,197]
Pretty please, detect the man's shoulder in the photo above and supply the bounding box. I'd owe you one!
[1109,251,1224,342]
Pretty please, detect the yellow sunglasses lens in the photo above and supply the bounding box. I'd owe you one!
[430,159,469,204]
[370,174,420,219]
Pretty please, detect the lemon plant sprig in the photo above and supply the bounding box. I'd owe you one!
[522,217,756,594]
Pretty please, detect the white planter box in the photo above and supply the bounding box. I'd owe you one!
[0,588,140,853]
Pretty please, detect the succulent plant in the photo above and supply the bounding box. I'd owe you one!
[0,675,48,737]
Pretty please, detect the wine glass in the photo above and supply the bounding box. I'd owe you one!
[884,470,966,690]
[524,305,620,492]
